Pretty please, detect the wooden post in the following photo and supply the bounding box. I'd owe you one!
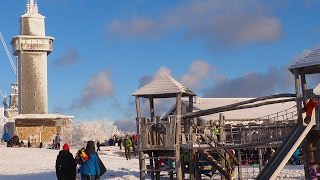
[150,152,155,180]
[155,152,160,180]
[149,97,156,145]
[189,150,195,180]
[188,96,195,180]
[181,152,186,180]
[149,97,157,179]
[135,96,146,180]
[175,93,183,180]
[258,148,263,172]
[294,70,303,125]
[194,152,202,180]
[237,149,243,180]
[219,113,226,180]
[300,74,308,106]
[296,72,311,180]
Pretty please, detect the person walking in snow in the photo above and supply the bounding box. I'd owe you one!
[55,134,62,150]
[132,134,138,156]
[123,135,132,160]
[96,140,101,152]
[55,143,76,180]
[79,141,100,180]
[118,138,122,150]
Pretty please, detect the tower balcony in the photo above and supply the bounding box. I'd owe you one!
[11,35,54,55]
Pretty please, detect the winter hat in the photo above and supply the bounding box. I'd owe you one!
[63,143,70,151]
[85,141,96,154]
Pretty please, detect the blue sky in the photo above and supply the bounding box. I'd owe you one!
[1,0,320,131]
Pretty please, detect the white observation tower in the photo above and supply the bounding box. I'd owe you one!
[9,0,73,146]
[11,0,53,114]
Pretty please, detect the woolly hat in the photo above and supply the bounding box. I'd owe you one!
[85,141,96,154]
[63,143,70,151]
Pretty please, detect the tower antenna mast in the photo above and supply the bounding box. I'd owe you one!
[0,32,17,75]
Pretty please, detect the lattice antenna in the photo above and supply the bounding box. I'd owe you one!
[0,90,4,99]
[0,32,17,75]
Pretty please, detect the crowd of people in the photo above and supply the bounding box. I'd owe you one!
[56,140,106,180]
[55,134,139,179]
[108,134,138,160]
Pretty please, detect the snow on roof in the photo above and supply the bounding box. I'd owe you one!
[190,97,296,121]
[314,83,320,95]
[289,48,320,73]
[132,75,196,98]
[14,113,73,120]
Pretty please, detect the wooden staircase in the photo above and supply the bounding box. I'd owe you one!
[198,149,230,179]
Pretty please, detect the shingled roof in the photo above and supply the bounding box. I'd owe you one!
[289,48,320,74]
[132,75,196,98]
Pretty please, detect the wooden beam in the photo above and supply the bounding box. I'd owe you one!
[237,149,243,180]
[294,69,303,125]
[188,96,195,180]
[300,74,307,106]
[220,113,226,180]
[175,93,183,180]
[135,96,146,180]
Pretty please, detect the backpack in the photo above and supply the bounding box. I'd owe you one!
[76,149,89,164]
[98,157,107,176]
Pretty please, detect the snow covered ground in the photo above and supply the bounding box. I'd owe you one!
[0,145,139,180]
[0,144,305,180]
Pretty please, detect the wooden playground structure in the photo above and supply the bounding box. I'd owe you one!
[132,48,320,180]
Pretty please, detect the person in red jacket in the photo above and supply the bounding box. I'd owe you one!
[304,99,318,123]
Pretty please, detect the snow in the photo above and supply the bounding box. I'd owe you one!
[0,145,139,180]
[0,144,305,180]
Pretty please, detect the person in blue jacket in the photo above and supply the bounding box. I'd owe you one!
[2,132,10,142]
[79,141,100,180]
[292,148,301,165]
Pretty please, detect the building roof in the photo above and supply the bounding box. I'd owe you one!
[164,97,297,122]
[132,75,196,98]
[288,48,320,74]
[14,113,74,120]
[191,97,296,121]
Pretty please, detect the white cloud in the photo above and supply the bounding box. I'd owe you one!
[69,70,114,109]
[108,0,282,47]
[154,66,172,78]
[54,48,80,66]
[180,60,213,88]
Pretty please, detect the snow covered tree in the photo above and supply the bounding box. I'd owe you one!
[67,119,123,147]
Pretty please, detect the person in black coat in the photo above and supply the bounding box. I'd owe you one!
[56,143,76,180]
[96,140,101,152]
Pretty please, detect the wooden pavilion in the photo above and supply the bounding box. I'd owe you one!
[132,75,196,180]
